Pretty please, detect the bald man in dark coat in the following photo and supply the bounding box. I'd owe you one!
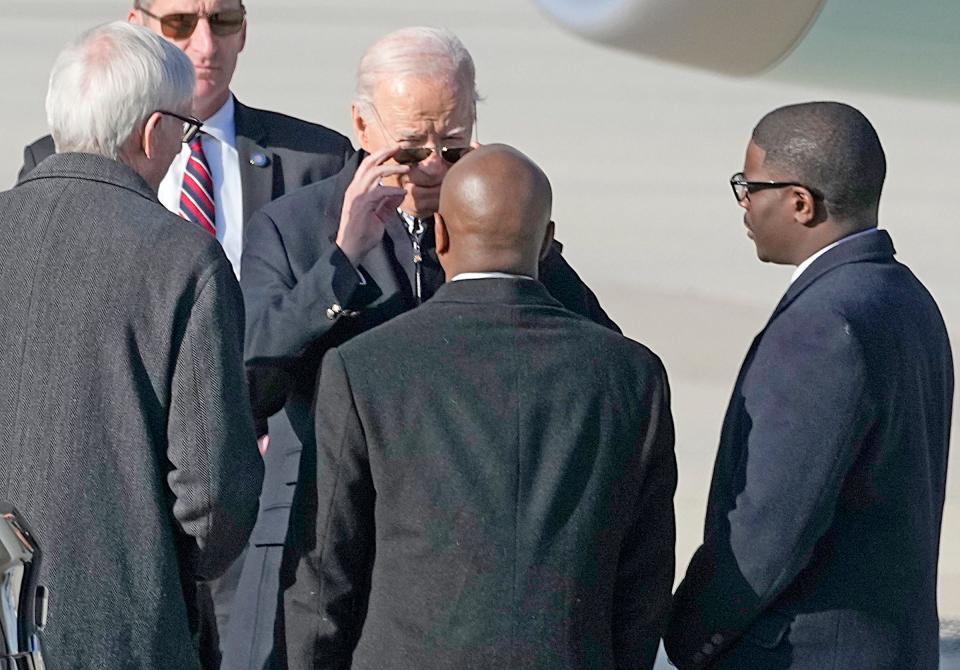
[284,145,677,670]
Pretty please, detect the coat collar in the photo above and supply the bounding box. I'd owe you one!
[770,228,896,320]
[233,97,267,145]
[429,276,564,309]
[18,152,157,203]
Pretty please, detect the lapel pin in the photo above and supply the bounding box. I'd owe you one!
[249,152,270,168]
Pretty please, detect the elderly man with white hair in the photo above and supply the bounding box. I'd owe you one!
[0,21,263,669]
[226,25,619,670]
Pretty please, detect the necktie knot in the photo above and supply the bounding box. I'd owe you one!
[179,135,216,237]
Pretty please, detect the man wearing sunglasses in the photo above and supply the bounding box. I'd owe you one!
[18,0,354,279]
[229,26,619,670]
[665,102,953,669]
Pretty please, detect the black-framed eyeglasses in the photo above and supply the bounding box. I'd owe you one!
[365,102,475,166]
[136,4,246,39]
[157,110,203,143]
[729,172,822,203]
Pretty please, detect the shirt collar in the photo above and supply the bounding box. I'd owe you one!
[398,209,431,236]
[451,272,536,282]
[200,94,236,147]
[790,227,880,284]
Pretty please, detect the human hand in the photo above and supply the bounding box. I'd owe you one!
[336,147,409,266]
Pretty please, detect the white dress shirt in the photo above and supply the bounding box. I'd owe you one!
[790,228,879,285]
[451,272,535,281]
[159,95,244,277]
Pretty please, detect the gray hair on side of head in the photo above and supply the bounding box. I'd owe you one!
[46,21,195,160]
[354,26,481,114]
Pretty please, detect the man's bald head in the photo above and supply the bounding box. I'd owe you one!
[435,144,553,279]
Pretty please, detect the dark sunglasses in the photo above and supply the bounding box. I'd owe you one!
[136,5,246,39]
[393,146,472,166]
[366,102,475,166]
[729,171,822,203]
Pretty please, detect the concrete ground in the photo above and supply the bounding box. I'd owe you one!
[2,0,957,662]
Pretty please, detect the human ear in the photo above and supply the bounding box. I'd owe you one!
[352,104,370,151]
[793,187,817,225]
[434,212,450,255]
[539,220,556,261]
[141,112,164,160]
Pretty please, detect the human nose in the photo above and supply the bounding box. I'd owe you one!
[187,17,217,56]
[415,146,448,174]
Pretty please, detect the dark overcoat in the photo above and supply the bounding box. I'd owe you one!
[665,230,953,670]
[286,278,677,670]
[0,154,264,669]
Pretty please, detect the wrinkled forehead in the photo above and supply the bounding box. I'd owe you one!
[143,0,244,13]
[371,75,474,132]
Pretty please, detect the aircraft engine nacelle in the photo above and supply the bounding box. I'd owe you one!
[534,0,958,100]
[533,0,826,75]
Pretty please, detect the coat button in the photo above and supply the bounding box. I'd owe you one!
[692,652,705,664]
[701,643,715,655]
[249,152,270,167]
[325,303,343,320]
[711,633,724,645]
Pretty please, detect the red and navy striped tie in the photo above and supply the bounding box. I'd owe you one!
[179,135,216,236]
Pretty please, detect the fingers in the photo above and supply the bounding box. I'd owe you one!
[371,186,406,222]
[353,146,409,193]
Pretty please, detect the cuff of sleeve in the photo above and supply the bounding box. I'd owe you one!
[330,245,381,308]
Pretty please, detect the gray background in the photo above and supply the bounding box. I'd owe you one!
[1,0,957,662]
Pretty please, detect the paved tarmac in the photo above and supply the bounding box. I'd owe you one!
[1,0,958,663]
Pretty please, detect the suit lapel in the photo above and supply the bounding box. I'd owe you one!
[360,231,411,309]
[768,229,895,322]
[382,213,418,301]
[234,100,275,227]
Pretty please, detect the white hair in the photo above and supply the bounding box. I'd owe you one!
[355,27,481,115]
[46,21,195,159]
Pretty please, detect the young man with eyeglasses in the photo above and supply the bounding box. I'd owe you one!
[664,102,953,669]
[230,26,620,670]
[18,0,354,279]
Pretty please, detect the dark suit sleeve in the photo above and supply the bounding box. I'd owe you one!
[241,208,378,418]
[285,349,375,670]
[665,307,874,668]
[167,262,264,582]
[539,240,620,333]
[614,359,677,669]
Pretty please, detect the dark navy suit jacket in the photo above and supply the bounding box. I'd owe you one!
[665,229,953,670]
